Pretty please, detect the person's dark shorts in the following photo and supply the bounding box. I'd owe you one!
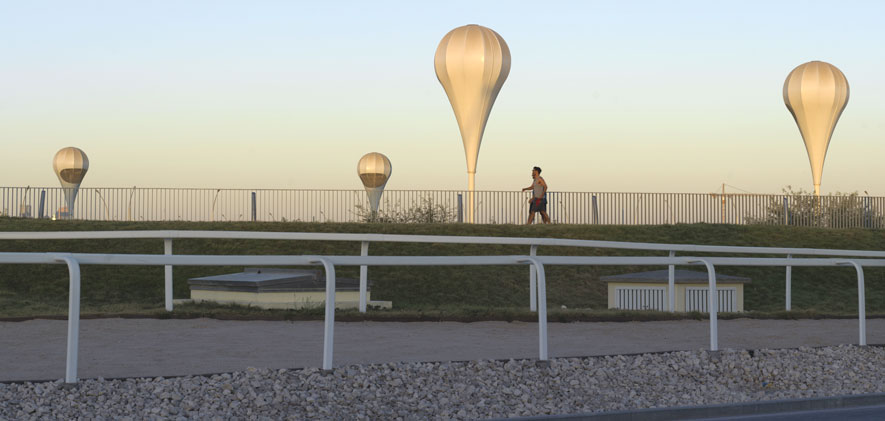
[529,197,547,213]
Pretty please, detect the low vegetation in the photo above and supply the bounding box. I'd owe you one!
[1,218,884,321]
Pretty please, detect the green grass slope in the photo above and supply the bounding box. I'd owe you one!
[1,218,883,320]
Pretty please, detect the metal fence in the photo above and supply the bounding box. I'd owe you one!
[2,229,881,382]
[2,186,884,227]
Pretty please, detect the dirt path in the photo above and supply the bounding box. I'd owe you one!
[1,318,881,382]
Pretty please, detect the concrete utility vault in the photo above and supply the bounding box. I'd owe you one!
[601,269,751,313]
[188,268,391,310]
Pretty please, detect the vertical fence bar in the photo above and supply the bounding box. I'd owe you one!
[164,239,173,311]
[251,192,257,222]
[529,244,538,312]
[668,251,676,312]
[359,241,369,313]
[785,254,792,311]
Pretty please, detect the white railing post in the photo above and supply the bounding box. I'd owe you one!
[785,254,792,311]
[312,257,337,370]
[839,261,866,346]
[359,241,369,313]
[523,257,547,362]
[164,238,173,311]
[529,245,538,312]
[668,251,676,312]
[691,258,718,351]
[54,254,81,384]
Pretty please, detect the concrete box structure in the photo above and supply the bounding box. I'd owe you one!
[601,269,751,313]
[188,268,391,310]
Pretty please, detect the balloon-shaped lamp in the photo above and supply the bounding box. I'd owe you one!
[783,61,849,196]
[357,152,392,214]
[435,24,510,223]
[52,147,89,219]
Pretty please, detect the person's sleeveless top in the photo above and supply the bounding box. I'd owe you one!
[532,177,545,199]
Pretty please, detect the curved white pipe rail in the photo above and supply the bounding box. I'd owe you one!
[521,257,548,361]
[53,254,81,384]
[838,260,867,346]
[311,257,337,370]
[689,258,718,351]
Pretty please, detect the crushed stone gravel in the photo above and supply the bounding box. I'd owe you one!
[2,344,884,420]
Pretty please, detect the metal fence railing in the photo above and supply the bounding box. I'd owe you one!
[2,187,884,228]
[0,229,878,382]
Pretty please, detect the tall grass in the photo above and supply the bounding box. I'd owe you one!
[1,218,884,320]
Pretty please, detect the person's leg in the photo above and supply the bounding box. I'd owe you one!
[525,211,535,225]
[540,211,550,224]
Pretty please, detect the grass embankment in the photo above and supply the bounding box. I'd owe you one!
[1,218,884,321]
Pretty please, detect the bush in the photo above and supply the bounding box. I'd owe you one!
[354,198,457,223]
[747,186,883,228]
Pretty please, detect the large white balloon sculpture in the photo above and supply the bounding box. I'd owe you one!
[357,152,392,214]
[435,24,510,222]
[784,61,849,196]
[52,147,89,219]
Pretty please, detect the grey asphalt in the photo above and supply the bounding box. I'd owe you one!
[0,318,882,382]
[699,405,885,420]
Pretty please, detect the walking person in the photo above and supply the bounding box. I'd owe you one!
[522,166,550,224]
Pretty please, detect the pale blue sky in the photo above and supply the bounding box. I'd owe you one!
[2,1,884,194]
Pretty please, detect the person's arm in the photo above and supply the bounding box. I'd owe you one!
[521,184,533,191]
[539,178,548,195]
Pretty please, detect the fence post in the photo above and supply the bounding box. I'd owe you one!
[783,197,789,225]
[591,195,598,224]
[359,241,369,313]
[529,245,538,312]
[839,261,866,346]
[785,254,792,311]
[312,257,337,370]
[164,239,173,311]
[690,259,718,351]
[251,192,257,222]
[38,190,46,219]
[547,192,553,223]
[457,194,463,223]
[54,255,81,384]
[668,251,676,312]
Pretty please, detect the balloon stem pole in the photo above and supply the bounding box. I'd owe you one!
[468,172,475,224]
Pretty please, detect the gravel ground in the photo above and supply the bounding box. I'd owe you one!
[2,344,884,420]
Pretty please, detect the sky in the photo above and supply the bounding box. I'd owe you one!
[2,0,884,195]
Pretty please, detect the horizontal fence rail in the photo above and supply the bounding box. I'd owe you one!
[3,187,884,228]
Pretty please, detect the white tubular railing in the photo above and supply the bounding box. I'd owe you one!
[690,258,718,351]
[839,260,867,346]
[4,230,885,314]
[312,257,337,370]
[0,249,880,383]
[522,256,548,361]
[54,254,81,384]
